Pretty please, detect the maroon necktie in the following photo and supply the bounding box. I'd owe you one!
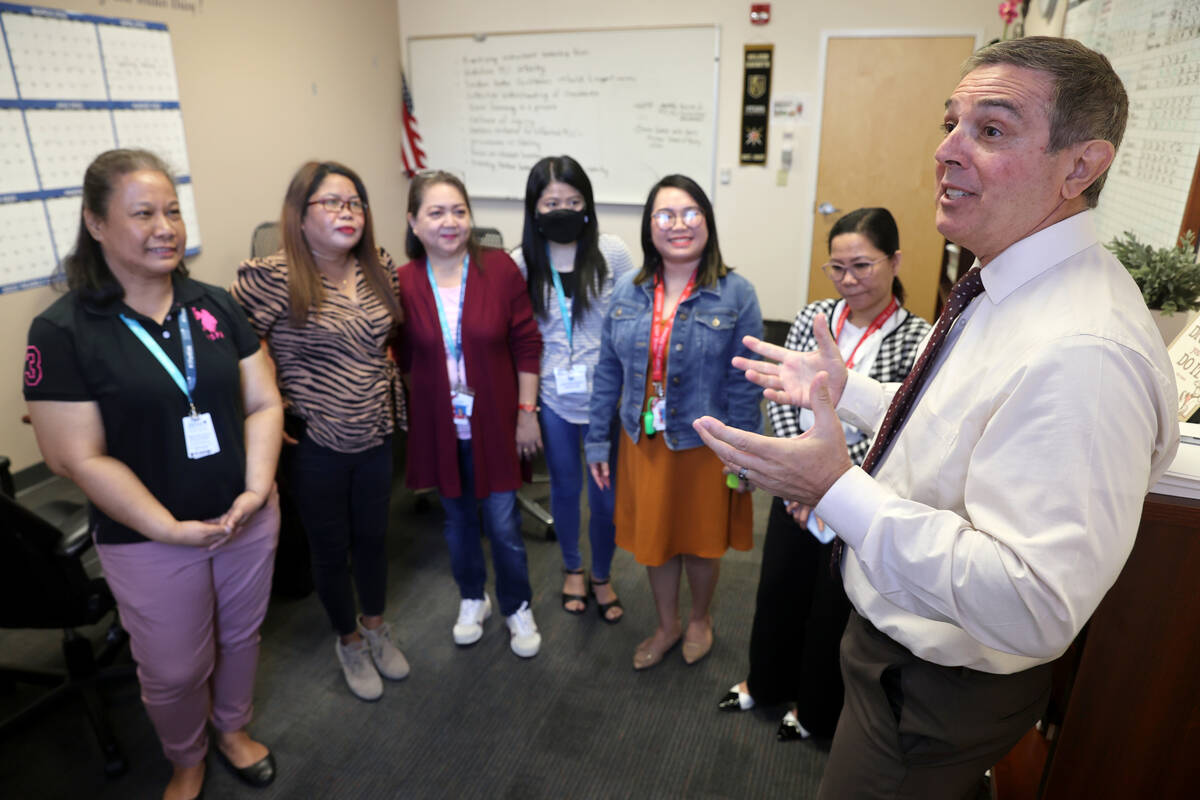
[831,267,985,570]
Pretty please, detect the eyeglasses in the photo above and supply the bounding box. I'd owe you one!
[651,207,705,230]
[308,197,367,215]
[820,255,890,281]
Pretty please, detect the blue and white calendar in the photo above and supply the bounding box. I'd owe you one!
[0,3,199,294]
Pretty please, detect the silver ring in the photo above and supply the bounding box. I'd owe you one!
[738,466,748,480]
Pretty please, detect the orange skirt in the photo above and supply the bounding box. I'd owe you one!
[614,425,754,567]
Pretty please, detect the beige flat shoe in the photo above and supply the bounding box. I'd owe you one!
[682,619,714,665]
[633,633,681,670]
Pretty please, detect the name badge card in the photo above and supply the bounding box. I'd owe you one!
[650,395,667,432]
[451,388,475,437]
[554,364,587,394]
[182,413,220,459]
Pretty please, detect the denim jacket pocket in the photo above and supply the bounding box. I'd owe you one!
[692,307,738,358]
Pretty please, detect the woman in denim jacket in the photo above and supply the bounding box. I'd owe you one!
[586,174,762,670]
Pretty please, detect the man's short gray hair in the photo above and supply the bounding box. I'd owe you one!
[964,36,1128,208]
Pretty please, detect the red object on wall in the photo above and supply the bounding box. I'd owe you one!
[750,4,770,25]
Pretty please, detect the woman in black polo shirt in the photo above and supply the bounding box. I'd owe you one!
[23,149,283,800]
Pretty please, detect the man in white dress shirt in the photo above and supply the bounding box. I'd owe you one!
[695,37,1179,799]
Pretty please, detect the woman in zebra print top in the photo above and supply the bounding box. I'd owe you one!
[231,161,410,702]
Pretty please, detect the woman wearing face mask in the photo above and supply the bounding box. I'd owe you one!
[511,156,634,622]
[25,149,282,800]
[231,161,408,703]
[716,207,931,741]
[396,171,544,659]
[586,174,762,669]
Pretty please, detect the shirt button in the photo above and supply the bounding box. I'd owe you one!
[713,318,720,327]
[162,330,171,339]
[675,343,683,351]
[672,376,680,385]
[678,311,688,320]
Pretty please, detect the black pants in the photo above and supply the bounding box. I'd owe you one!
[288,434,393,636]
[745,496,851,736]
[818,612,1052,800]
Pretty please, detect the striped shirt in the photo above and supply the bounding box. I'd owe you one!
[512,233,635,424]
[231,248,402,454]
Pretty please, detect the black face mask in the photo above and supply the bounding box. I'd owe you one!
[536,209,588,244]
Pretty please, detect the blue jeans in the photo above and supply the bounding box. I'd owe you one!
[539,405,617,580]
[439,439,532,617]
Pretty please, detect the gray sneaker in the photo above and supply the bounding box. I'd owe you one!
[358,618,410,681]
[335,637,383,701]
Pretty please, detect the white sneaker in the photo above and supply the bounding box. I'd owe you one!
[335,637,383,701]
[358,618,410,681]
[506,601,541,658]
[453,596,492,645]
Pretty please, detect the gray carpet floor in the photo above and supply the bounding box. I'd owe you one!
[1,461,832,799]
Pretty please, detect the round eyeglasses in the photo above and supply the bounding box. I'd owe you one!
[820,255,890,281]
[308,197,367,215]
[651,207,705,230]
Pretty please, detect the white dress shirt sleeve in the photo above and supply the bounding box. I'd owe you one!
[815,336,1171,660]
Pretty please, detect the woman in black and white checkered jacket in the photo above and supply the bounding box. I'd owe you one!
[717,207,931,742]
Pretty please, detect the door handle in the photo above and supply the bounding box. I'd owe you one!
[816,202,840,216]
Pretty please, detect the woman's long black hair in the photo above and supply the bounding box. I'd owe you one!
[519,155,608,320]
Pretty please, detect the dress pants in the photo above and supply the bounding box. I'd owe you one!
[745,496,850,736]
[818,611,1052,800]
[96,490,280,766]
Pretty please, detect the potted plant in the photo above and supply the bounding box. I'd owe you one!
[1107,229,1200,344]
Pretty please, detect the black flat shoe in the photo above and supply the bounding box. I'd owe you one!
[562,568,588,615]
[588,575,623,624]
[216,747,276,788]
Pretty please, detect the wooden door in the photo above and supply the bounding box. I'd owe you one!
[807,36,976,322]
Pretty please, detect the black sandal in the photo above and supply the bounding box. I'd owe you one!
[561,568,588,615]
[589,575,623,624]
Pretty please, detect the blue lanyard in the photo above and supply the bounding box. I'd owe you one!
[119,307,198,415]
[545,243,573,354]
[426,254,470,374]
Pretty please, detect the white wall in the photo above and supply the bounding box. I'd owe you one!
[2,0,406,470]
[397,0,1004,324]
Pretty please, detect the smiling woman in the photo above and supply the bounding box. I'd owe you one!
[586,174,763,671]
[24,148,284,799]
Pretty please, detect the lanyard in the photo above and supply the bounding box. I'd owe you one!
[832,296,899,369]
[546,244,573,354]
[650,270,697,385]
[426,254,470,386]
[120,307,198,415]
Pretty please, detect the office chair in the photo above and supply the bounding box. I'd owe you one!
[0,457,132,778]
[250,220,282,258]
[471,226,555,539]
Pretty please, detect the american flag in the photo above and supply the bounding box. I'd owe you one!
[400,70,426,177]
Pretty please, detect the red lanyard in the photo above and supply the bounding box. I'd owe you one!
[833,296,898,369]
[650,270,697,384]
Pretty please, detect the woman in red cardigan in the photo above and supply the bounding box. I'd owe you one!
[396,170,545,658]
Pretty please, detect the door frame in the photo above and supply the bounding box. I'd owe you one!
[802,28,986,309]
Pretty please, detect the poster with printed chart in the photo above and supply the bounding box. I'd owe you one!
[0,3,199,295]
[1065,0,1200,250]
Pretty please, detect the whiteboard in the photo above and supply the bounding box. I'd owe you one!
[0,2,200,295]
[1064,0,1200,249]
[407,26,719,205]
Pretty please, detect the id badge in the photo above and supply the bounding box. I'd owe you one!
[554,364,587,395]
[650,395,666,432]
[182,412,220,459]
[451,388,475,420]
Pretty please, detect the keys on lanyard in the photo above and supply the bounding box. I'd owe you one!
[644,270,697,435]
[120,308,220,460]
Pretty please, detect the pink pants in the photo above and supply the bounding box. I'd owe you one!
[97,491,279,766]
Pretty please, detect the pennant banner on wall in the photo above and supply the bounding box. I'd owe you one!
[739,44,773,166]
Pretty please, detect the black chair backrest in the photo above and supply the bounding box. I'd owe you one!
[473,227,504,249]
[0,491,103,629]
